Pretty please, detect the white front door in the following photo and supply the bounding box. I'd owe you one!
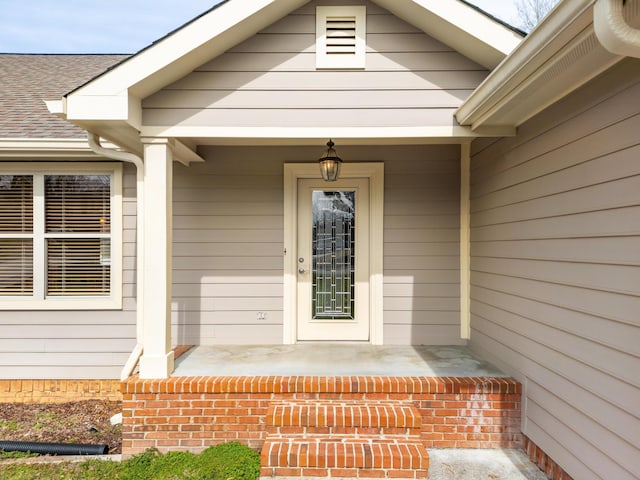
[296,178,370,341]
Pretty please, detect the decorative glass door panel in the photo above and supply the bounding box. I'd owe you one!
[312,191,355,320]
[297,179,369,341]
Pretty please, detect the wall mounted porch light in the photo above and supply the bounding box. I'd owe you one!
[318,139,343,182]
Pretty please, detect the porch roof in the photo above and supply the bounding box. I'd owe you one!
[47,0,523,152]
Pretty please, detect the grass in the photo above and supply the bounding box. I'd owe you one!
[0,452,39,460]
[0,420,20,432]
[0,442,261,480]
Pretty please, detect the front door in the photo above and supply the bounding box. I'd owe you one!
[296,178,370,341]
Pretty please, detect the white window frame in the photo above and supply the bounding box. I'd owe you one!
[316,6,366,70]
[0,162,123,310]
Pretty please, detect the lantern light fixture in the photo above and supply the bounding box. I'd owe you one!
[318,139,342,182]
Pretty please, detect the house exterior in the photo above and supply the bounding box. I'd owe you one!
[0,0,638,478]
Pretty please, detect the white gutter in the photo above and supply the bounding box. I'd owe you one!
[86,132,145,381]
[594,0,640,58]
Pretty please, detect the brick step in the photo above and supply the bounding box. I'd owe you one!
[266,400,422,429]
[260,399,429,479]
[260,437,429,479]
[269,425,419,436]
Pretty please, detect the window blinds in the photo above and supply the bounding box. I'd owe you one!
[0,175,33,233]
[45,175,110,233]
[0,176,33,295]
[45,175,111,296]
[0,174,111,298]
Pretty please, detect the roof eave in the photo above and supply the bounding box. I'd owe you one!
[375,0,524,69]
[456,0,630,131]
[67,0,308,101]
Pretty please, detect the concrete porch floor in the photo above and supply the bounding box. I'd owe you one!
[172,345,508,377]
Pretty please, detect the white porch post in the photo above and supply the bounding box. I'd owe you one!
[460,143,471,339]
[138,138,175,378]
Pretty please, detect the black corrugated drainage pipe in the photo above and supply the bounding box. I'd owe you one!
[0,440,108,455]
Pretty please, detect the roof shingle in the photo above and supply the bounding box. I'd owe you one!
[0,54,128,139]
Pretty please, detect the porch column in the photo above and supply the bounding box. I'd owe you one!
[460,143,471,339]
[138,138,174,379]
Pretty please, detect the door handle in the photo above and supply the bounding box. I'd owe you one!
[298,268,306,274]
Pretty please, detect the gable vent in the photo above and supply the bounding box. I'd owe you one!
[326,17,357,55]
[316,6,366,69]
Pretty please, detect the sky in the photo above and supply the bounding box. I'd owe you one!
[0,0,521,54]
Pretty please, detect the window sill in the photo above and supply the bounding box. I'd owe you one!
[0,297,122,310]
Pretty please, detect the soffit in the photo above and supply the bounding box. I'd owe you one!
[456,0,638,130]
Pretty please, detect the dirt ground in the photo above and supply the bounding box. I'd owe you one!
[0,400,122,454]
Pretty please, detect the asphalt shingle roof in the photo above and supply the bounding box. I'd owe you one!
[0,54,129,139]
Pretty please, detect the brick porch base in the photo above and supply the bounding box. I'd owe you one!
[525,436,574,480]
[122,376,522,463]
[0,379,122,403]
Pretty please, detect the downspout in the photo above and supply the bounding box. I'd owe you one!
[594,0,640,58]
[86,132,144,381]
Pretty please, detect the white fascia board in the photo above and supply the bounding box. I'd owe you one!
[65,93,141,127]
[45,99,65,117]
[70,0,307,101]
[0,138,117,159]
[456,0,598,128]
[375,0,523,69]
[140,125,516,145]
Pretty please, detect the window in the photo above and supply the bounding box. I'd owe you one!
[0,163,122,309]
[316,6,366,69]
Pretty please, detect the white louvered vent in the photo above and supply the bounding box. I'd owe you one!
[316,6,366,69]
[326,16,357,55]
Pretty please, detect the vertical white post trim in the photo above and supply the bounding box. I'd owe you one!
[460,143,471,340]
[32,175,45,301]
[283,165,298,344]
[139,139,174,379]
[368,163,384,345]
[110,164,124,311]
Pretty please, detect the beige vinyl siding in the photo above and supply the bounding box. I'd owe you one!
[0,164,137,379]
[141,0,487,129]
[171,147,285,345]
[469,60,640,480]
[175,145,461,346]
[383,145,462,344]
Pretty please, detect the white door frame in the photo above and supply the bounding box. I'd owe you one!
[283,162,384,344]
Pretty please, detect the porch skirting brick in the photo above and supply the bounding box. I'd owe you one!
[121,376,522,456]
[524,436,574,480]
[0,379,122,403]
